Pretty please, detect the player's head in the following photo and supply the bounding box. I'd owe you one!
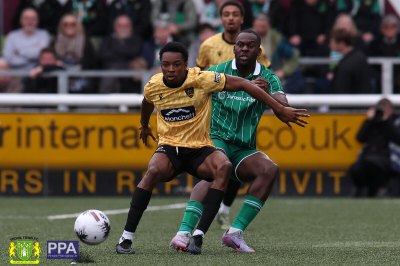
[234,29,261,66]
[159,42,188,87]
[219,0,244,34]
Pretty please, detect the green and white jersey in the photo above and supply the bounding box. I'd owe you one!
[209,59,284,149]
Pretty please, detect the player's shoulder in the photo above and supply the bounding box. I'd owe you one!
[145,72,163,91]
[209,60,232,73]
[259,63,274,77]
[201,33,223,48]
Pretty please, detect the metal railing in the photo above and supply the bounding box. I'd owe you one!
[0,57,399,111]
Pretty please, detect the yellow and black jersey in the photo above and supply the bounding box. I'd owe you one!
[196,32,271,69]
[144,67,226,148]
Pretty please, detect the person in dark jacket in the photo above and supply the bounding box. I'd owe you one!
[348,98,398,197]
[98,15,144,93]
[25,48,65,93]
[330,28,373,93]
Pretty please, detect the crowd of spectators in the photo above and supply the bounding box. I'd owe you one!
[0,0,400,94]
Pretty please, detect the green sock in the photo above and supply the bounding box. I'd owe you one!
[178,200,203,233]
[231,195,265,231]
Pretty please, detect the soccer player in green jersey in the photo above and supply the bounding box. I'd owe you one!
[170,30,299,254]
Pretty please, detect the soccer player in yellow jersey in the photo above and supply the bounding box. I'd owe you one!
[116,42,308,254]
[197,0,270,69]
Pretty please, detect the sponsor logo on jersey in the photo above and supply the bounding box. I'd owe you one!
[217,92,256,103]
[214,72,221,83]
[184,87,194,98]
[161,106,196,122]
[218,91,226,100]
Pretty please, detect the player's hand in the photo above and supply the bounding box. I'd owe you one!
[274,107,310,128]
[252,77,268,92]
[139,125,158,146]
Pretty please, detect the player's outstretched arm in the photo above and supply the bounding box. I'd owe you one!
[139,98,157,145]
[224,75,309,127]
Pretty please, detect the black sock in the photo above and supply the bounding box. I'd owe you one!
[196,188,224,234]
[223,179,241,206]
[124,187,152,232]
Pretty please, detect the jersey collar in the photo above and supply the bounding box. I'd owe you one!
[232,59,261,76]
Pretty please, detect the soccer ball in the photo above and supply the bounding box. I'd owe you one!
[74,209,111,245]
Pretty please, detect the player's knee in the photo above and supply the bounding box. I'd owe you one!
[260,161,279,183]
[140,166,163,188]
[215,159,232,180]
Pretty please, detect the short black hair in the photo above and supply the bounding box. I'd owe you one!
[159,42,188,62]
[239,29,261,46]
[219,0,244,17]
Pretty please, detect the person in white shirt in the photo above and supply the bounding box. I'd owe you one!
[3,8,50,69]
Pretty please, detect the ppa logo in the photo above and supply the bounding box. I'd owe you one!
[47,241,79,259]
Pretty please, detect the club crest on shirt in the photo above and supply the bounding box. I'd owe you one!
[184,87,194,98]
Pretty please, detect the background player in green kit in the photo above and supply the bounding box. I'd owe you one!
[170,30,304,254]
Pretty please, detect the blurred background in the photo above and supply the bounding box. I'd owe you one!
[0,0,400,198]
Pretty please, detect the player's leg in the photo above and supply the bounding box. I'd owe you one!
[173,149,231,254]
[222,152,278,253]
[170,180,211,251]
[216,179,241,229]
[116,150,177,254]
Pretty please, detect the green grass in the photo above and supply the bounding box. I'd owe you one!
[1,197,400,265]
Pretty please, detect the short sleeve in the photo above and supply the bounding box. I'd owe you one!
[196,42,209,69]
[143,82,152,102]
[265,71,284,94]
[196,71,226,93]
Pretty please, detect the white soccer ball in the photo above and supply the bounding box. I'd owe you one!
[74,209,111,245]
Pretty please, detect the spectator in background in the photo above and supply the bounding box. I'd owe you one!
[143,22,175,73]
[336,0,381,45]
[151,0,198,46]
[52,14,97,93]
[63,0,108,37]
[98,15,144,93]
[188,23,217,67]
[107,0,153,41]
[0,59,24,93]
[329,29,372,93]
[368,15,400,93]
[200,0,227,32]
[287,0,330,56]
[267,0,293,37]
[253,14,304,93]
[348,98,398,197]
[12,0,64,35]
[3,8,50,70]
[25,48,65,93]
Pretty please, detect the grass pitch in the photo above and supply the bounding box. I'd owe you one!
[1,197,400,265]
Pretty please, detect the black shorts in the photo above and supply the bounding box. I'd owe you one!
[155,145,216,181]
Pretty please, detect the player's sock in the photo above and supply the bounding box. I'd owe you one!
[124,187,152,233]
[119,230,134,244]
[192,229,205,237]
[230,194,265,231]
[219,203,230,215]
[178,200,203,233]
[196,188,225,234]
[220,179,241,213]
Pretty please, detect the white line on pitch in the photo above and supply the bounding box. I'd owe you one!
[312,241,400,248]
[47,203,186,221]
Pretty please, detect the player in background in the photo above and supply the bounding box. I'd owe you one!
[197,0,270,70]
[198,0,269,230]
[116,42,309,254]
[170,30,301,254]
